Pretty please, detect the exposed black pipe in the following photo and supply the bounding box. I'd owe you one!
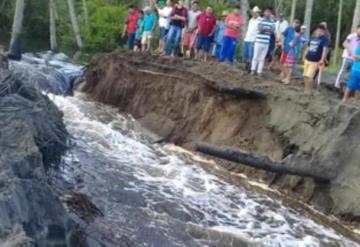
[197,142,333,182]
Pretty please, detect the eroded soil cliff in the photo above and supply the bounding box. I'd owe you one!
[83,52,360,218]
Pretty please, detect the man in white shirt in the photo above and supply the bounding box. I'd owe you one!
[182,1,201,58]
[153,0,173,52]
[275,13,289,41]
[243,6,261,72]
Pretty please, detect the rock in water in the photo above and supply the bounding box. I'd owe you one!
[0,69,77,245]
[8,52,84,96]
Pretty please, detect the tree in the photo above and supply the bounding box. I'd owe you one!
[333,0,343,67]
[82,0,89,28]
[241,0,249,41]
[67,0,83,50]
[0,0,8,12]
[8,0,25,59]
[274,0,283,15]
[290,0,297,23]
[352,0,360,32]
[49,0,57,51]
[303,0,314,36]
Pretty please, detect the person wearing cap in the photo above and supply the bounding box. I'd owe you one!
[122,5,139,50]
[219,5,244,64]
[164,0,188,56]
[302,25,330,94]
[251,7,275,75]
[335,25,360,88]
[182,1,201,58]
[141,6,158,52]
[243,6,261,72]
[153,0,173,53]
[211,10,228,60]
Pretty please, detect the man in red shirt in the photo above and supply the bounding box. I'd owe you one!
[196,6,217,61]
[122,5,139,50]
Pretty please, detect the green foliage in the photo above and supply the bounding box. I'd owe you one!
[56,0,128,53]
[83,3,127,52]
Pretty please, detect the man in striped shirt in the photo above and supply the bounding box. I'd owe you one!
[251,7,275,76]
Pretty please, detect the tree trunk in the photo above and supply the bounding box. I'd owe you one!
[8,0,25,60]
[67,0,83,49]
[0,0,8,12]
[241,0,249,41]
[82,0,89,28]
[290,0,297,23]
[304,0,314,37]
[352,0,360,32]
[49,0,57,51]
[333,0,343,67]
[274,0,283,15]
[197,143,333,181]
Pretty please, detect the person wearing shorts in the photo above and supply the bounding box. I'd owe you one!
[335,25,360,88]
[195,6,216,61]
[303,25,330,94]
[182,1,201,58]
[141,7,158,52]
[342,44,360,103]
[282,25,302,84]
[280,19,301,83]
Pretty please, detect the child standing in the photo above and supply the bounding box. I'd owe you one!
[342,43,360,104]
[212,11,228,60]
[282,25,302,84]
[142,7,158,52]
[134,10,145,52]
[302,25,330,94]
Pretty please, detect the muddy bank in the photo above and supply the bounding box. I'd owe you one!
[83,52,360,218]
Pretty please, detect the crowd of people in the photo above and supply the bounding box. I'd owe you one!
[123,0,360,101]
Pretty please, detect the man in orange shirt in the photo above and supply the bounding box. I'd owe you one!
[219,5,244,64]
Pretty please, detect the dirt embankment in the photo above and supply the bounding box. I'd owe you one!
[83,52,360,218]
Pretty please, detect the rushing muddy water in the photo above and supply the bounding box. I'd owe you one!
[8,53,360,246]
[48,93,358,247]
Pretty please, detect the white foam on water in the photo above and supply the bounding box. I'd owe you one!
[51,94,359,247]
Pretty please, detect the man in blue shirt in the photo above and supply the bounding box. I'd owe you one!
[142,7,158,52]
[280,19,301,83]
[212,11,228,60]
[342,43,360,103]
[251,7,275,76]
[302,25,330,94]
